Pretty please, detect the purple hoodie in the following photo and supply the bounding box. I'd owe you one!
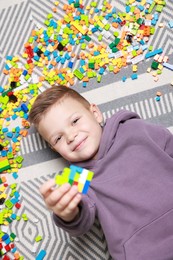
[53,110,173,260]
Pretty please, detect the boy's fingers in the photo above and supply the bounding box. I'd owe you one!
[39,179,56,197]
[65,193,82,213]
[60,193,82,220]
[54,185,79,211]
[45,183,71,207]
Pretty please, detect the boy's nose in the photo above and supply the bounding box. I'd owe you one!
[66,131,77,144]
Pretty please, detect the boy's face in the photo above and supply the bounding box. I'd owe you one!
[38,97,103,162]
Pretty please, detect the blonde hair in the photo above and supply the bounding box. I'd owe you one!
[28,85,90,127]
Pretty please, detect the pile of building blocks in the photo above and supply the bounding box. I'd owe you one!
[0,177,24,260]
[55,165,94,194]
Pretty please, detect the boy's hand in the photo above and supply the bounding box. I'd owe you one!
[40,179,82,222]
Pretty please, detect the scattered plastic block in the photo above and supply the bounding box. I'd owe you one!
[163,62,173,71]
[36,250,46,260]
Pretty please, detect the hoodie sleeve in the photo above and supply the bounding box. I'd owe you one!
[53,194,96,237]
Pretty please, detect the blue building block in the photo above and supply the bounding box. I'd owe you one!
[6,55,13,60]
[2,234,9,241]
[2,127,8,133]
[21,103,29,113]
[82,180,90,194]
[126,6,131,13]
[145,48,163,59]
[68,61,74,69]
[122,76,127,82]
[60,58,66,64]
[99,67,105,75]
[36,250,46,260]
[6,132,13,138]
[12,172,18,179]
[12,114,18,120]
[131,73,138,80]
[155,96,160,101]
[48,64,53,70]
[83,82,87,88]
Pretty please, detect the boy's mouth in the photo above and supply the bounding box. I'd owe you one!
[73,138,87,151]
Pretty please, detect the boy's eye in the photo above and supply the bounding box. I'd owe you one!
[73,118,79,124]
[54,136,61,144]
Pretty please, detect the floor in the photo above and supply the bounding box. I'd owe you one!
[0,0,26,9]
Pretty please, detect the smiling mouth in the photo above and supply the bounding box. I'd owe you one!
[73,138,87,151]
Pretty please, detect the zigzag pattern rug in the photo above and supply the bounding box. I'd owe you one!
[0,0,173,259]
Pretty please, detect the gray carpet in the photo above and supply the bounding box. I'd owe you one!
[0,0,173,259]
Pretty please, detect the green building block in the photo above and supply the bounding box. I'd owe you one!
[88,62,95,69]
[148,2,155,13]
[90,2,97,7]
[74,2,80,8]
[10,233,16,241]
[104,24,110,31]
[97,75,102,83]
[87,71,96,78]
[5,200,14,209]
[156,4,163,12]
[68,179,74,185]
[151,61,159,70]
[22,214,28,221]
[108,65,114,72]
[35,235,43,242]
[114,38,120,46]
[73,69,84,80]
[81,43,87,50]
[157,70,162,75]
[112,47,119,53]
[85,35,91,42]
[109,42,115,49]
[74,172,80,182]
[150,27,155,35]
[47,13,53,19]
[15,156,24,164]
[98,35,103,41]
[0,157,11,173]
[132,50,137,57]
[87,171,94,181]
[137,18,144,25]
[114,31,119,37]
[0,213,4,225]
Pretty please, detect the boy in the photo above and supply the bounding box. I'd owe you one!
[29,85,173,260]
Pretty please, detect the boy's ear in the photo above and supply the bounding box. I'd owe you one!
[89,104,103,124]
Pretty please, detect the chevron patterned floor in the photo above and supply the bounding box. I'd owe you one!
[1,0,173,259]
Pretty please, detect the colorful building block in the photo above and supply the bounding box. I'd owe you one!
[55,165,94,194]
[163,62,173,71]
[145,48,163,59]
[168,21,173,28]
[0,157,11,173]
[36,250,46,260]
